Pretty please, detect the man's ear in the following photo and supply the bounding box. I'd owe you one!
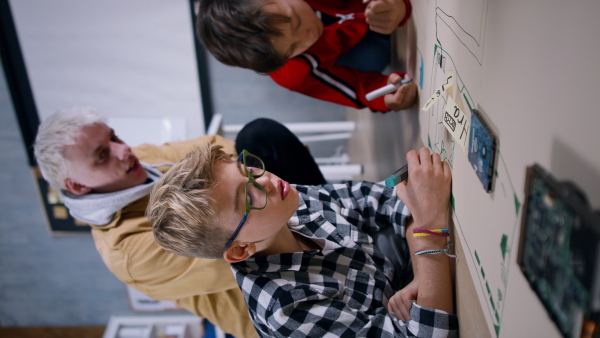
[223,242,256,263]
[64,178,92,195]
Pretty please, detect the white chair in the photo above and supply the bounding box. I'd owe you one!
[207,114,362,182]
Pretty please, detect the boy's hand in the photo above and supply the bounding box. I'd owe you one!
[396,147,452,229]
[384,74,417,111]
[388,279,418,321]
[364,0,408,34]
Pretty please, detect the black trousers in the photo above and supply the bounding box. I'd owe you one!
[235,118,327,186]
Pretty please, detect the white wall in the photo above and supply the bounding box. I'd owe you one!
[10,0,205,141]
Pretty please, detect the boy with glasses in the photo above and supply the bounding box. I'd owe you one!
[148,144,458,337]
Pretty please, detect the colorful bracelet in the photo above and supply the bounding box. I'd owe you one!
[415,242,456,258]
[412,228,450,237]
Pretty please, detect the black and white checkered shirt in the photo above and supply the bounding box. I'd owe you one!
[232,181,458,337]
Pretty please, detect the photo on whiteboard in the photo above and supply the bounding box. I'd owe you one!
[468,109,497,193]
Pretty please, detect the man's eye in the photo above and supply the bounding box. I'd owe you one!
[97,148,110,163]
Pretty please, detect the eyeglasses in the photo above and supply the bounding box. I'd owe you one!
[224,150,267,249]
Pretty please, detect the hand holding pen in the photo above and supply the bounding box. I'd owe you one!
[367,74,417,111]
[385,164,409,188]
[394,148,452,228]
[366,78,413,101]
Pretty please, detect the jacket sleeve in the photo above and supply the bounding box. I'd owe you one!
[125,232,257,338]
[92,219,257,338]
[92,216,241,298]
[174,290,259,338]
[269,21,404,113]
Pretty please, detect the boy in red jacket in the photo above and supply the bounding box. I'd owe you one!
[197,0,416,113]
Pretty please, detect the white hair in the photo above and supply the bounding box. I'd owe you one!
[34,107,106,190]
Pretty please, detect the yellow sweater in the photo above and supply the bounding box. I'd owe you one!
[90,135,256,338]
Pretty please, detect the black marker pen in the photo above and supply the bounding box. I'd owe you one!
[385,164,408,188]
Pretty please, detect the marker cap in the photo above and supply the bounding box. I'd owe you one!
[385,175,399,188]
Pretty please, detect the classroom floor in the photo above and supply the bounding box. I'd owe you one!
[345,100,423,183]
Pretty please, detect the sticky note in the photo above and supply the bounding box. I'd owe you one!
[443,96,470,152]
[421,71,454,111]
[453,86,467,114]
[445,70,455,99]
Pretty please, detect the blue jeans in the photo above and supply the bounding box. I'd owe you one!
[320,11,391,73]
[336,30,391,73]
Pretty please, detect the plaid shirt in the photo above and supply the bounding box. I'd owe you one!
[232,181,459,337]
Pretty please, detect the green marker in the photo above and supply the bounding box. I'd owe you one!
[385,164,409,188]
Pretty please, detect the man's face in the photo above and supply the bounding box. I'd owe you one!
[213,159,299,248]
[264,0,323,59]
[63,123,147,195]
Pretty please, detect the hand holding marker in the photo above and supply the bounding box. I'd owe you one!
[385,164,408,188]
[366,78,413,101]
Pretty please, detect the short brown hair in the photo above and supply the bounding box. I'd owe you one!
[196,0,291,74]
[147,143,234,259]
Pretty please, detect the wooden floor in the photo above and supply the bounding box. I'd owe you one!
[0,325,105,338]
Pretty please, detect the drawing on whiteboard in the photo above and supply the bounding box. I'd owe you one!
[425,44,521,337]
[426,47,467,167]
[443,95,470,151]
[435,0,489,65]
[468,109,498,193]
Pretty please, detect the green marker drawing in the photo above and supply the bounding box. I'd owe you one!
[500,234,509,259]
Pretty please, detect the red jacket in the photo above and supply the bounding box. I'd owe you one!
[269,0,411,113]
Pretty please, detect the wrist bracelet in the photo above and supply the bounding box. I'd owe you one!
[412,228,450,237]
[415,242,456,258]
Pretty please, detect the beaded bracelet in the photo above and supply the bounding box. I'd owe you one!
[415,242,456,258]
[412,228,450,237]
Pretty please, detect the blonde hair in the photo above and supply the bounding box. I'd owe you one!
[34,107,106,190]
[147,143,234,259]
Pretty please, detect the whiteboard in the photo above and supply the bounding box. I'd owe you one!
[408,0,600,337]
